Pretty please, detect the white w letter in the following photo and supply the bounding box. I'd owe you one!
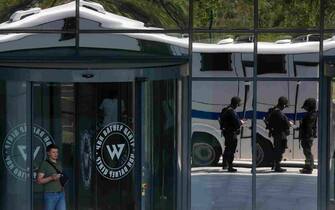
[106,144,125,160]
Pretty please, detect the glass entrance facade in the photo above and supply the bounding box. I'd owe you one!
[0,76,188,210]
[31,82,136,210]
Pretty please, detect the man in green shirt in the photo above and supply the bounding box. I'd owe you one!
[37,144,66,210]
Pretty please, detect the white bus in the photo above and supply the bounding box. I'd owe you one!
[191,36,333,167]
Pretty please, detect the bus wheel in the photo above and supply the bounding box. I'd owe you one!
[192,142,216,166]
[191,132,222,167]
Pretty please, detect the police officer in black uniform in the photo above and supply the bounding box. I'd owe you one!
[220,96,245,172]
[299,98,317,174]
[267,96,292,172]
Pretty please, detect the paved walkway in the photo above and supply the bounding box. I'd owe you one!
[191,167,317,210]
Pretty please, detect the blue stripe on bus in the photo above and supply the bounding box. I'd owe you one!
[191,110,306,121]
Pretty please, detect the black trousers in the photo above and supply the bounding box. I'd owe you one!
[223,132,238,165]
[273,134,287,166]
[301,139,314,170]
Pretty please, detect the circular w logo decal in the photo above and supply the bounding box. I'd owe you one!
[95,122,135,180]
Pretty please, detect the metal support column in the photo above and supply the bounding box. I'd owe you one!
[252,0,259,209]
[319,0,329,209]
[134,78,144,210]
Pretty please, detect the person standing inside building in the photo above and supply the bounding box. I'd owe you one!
[99,90,125,127]
[219,96,245,172]
[37,144,66,210]
[264,96,292,172]
[299,98,317,174]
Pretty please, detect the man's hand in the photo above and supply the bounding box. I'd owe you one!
[37,172,60,184]
[289,120,294,126]
[51,174,61,181]
[240,119,247,124]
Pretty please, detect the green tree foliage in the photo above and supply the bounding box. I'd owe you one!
[92,0,188,29]
[1,0,335,32]
[259,0,320,28]
[193,0,253,29]
[325,0,335,28]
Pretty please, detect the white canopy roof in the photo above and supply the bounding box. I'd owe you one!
[0,1,334,54]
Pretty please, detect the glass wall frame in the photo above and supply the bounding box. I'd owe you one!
[0,0,334,209]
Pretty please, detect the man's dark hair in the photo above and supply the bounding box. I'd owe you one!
[277,96,289,108]
[231,96,241,107]
[302,98,317,112]
[46,144,59,152]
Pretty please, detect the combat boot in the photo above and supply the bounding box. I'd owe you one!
[228,167,237,172]
[273,162,286,172]
[274,167,287,172]
[227,161,237,172]
[300,168,312,174]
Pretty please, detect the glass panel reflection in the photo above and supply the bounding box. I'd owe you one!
[329,81,335,209]
[0,33,75,63]
[257,33,320,78]
[79,33,188,55]
[76,83,135,210]
[192,33,254,78]
[325,35,335,209]
[191,81,252,210]
[32,83,136,210]
[256,81,318,210]
[325,1,335,29]
[258,0,320,29]
[79,0,189,30]
[0,1,75,30]
[32,83,75,210]
[142,80,179,210]
[193,0,253,29]
[0,81,30,210]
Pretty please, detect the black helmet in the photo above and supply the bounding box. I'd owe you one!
[277,96,289,108]
[302,98,317,111]
[231,96,241,107]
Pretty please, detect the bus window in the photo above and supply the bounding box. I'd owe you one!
[200,53,232,71]
[308,34,320,42]
[257,54,286,75]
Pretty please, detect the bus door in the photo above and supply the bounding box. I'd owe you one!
[239,59,254,160]
[291,60,319,160]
